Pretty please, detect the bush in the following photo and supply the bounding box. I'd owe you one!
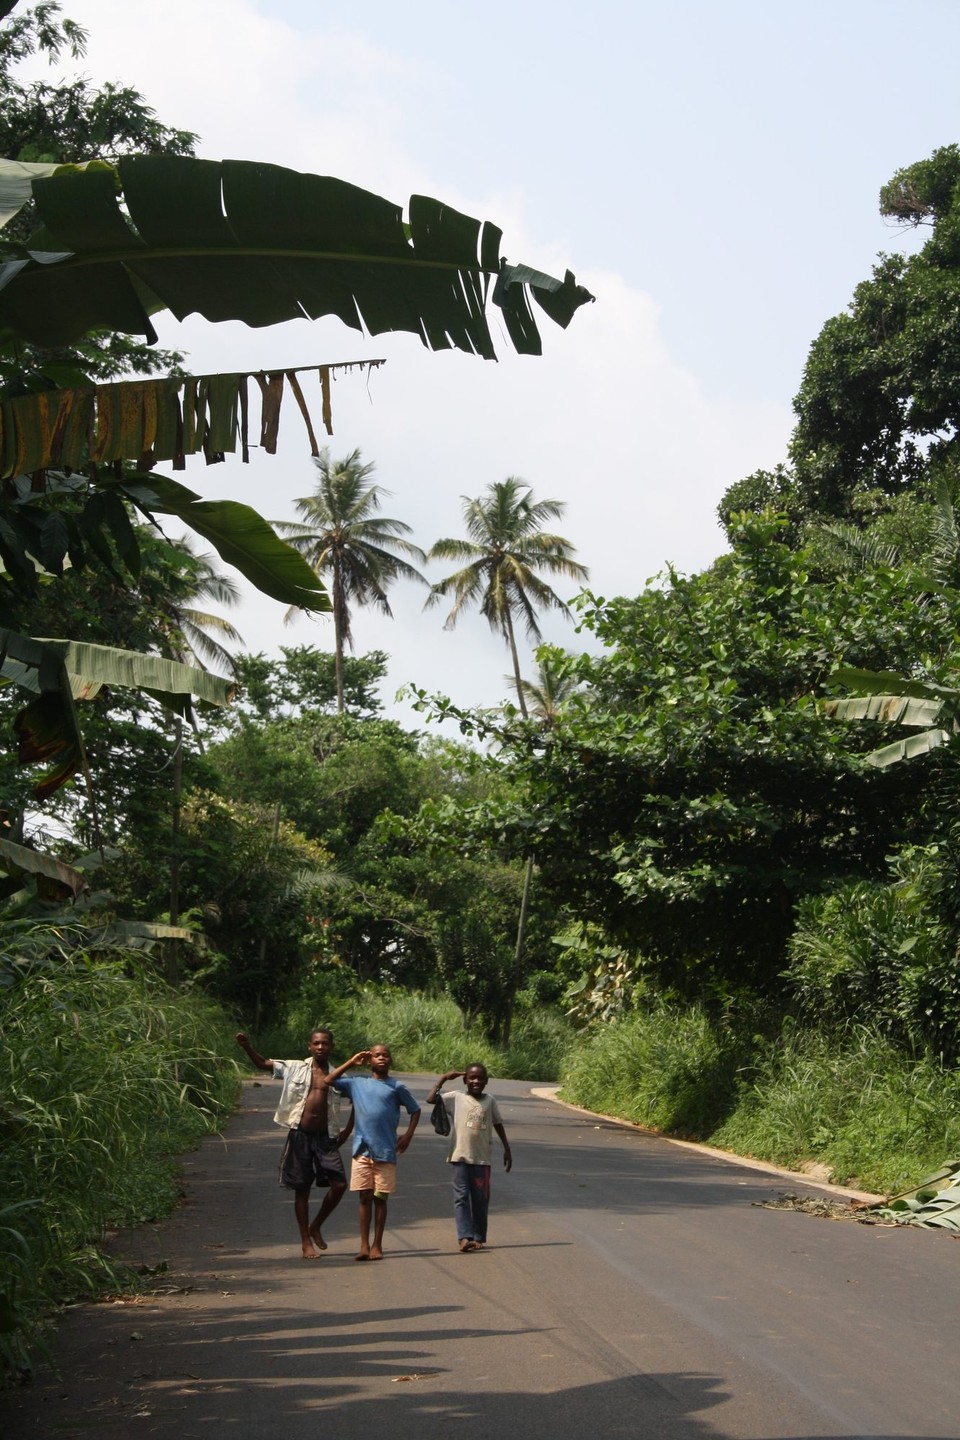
[560,1001,750,1136]
[0,934,239,1385]
[263,982,574,1082]
[785,847,960,1061]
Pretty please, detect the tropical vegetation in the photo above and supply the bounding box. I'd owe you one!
[6,0,960,1387]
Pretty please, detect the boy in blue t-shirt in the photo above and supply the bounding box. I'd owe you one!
[327,1045,420,1260]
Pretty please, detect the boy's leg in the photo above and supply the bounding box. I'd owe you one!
[356,1189,373,1260]
[309,1144,348,1249]
[451,1161,475,1249]
[469,1164,491,1246]
[370,1195,388,1260]
[309,1182,346,1250]
[293,1187,323,1258]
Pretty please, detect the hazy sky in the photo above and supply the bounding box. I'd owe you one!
[23,0,960,719]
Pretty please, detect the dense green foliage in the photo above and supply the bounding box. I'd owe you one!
[0,931,238,1383]
[421,513,947,998]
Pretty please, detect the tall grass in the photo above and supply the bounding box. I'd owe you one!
[561,1005,960,1195]
[0,940,239,1385]
[711,1022,960,1194]
[560,1001,751,1136]
[263,978,573,1081]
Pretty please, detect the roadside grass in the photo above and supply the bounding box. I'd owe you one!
[711,1023,960,1195]
[261,982,574,1082]
[0,944,239,1387]
[560,1007,960,1195]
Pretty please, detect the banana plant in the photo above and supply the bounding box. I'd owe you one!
[824,666,960,767]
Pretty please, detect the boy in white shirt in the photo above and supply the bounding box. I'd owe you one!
[236,1028,352,1258]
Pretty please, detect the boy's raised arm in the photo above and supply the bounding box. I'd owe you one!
[326,1050,371,1087]
[236,1032,274,1073]
[426,1070,462,1104]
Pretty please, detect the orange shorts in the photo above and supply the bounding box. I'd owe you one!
[350,1156,397,1194]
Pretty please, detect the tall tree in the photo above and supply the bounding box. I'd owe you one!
[426,477,588,712]
[426,477,586,1041]
[278,448,426,712]
[719,145,960,531]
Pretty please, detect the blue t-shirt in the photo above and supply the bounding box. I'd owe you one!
[333,1075,420,1163]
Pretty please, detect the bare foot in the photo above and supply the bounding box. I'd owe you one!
[301,1245,324,1260]
[458,1238,475,1253]
[355,1250,370,1261]
[308,1224,328,1251]
[369,1245,383,1260]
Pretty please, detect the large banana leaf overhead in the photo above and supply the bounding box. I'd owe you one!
[0,156,594,357]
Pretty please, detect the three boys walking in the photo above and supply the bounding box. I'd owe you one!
[237,1031,512,1258]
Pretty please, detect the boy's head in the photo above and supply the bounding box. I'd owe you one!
[368,1043,392,1076]
[307,1029,333,1062]
[463,1063,488,1096]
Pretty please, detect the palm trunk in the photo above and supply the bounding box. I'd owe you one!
[332,562,346,713]
[504,607,528,720]
[502,603,531,1049]
[166,714,184,986]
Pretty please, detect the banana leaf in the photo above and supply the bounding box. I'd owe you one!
[823,694,945,726]
[107,471,331,611]
[0,628,234,707]
[0,159,60,228]
[865,1160,960,1228]
[0,156,594,358]
[825,669,960,768]
[1,627,235,797]
[0,360,383,480]
[831,666,960,702]
[92,919,198,947]
[0,836,87,897]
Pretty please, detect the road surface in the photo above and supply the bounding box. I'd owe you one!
[2,1076,957,1439]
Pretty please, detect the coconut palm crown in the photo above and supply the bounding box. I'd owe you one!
[425,476,588,706]
[277,448,427,711]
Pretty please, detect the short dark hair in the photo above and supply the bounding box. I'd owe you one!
[310,1027,333,1041]
[465,1062,488,1077]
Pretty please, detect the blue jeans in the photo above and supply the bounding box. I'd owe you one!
[451,1161,490,1243]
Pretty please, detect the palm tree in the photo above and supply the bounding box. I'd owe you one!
[508,650,582,726]
[277,448,427,712]
[427,478,587,1044]
[425,477,588,715]
[151,535,245,673]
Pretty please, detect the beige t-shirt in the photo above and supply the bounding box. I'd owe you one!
[440,1090,502,1165]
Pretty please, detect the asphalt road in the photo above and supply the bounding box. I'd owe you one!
[2,1076,958,1440]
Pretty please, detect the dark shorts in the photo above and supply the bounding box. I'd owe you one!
[279,1128,347,1192]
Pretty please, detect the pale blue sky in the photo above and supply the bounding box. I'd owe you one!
[25,0,960,715]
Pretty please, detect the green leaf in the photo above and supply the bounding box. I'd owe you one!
[0,159,60,229]
[0,156,594,358]
[115,472,331,611]
[832,667,959,702]
[866,729,951,768]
